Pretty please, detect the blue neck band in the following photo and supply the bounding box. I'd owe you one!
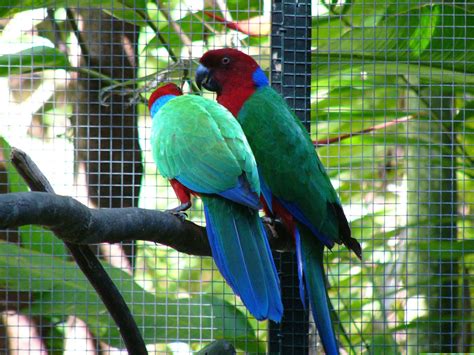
[150,95,176,118]
[252,67,269,87]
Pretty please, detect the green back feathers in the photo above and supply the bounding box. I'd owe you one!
[150,92,284,321]
[151,95,260,194]
[238,86,343,244]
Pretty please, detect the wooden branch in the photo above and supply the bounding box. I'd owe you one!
[4,151,293,256]
[203,11,264,37]
[1,149,294,353]
[157,1,193,57]
[313,113,425,147]
[10,148,148,355]
[0,191,293,255]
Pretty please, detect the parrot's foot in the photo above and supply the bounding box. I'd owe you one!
[166,202,192,222]
[262,216,276,226]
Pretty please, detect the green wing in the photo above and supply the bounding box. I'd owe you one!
[238,86,342,244]
[151,95,259,194]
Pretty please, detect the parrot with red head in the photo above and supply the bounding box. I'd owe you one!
[196,49,362,354]
[148,83,283,322]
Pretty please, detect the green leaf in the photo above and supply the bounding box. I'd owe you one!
[455,100,474,121]
[0,0,148,24]
[368,331,400,354]
[19,225,67,258]
[0,241,260,351]
[0,46,70,76]
[101,0,150,28]
[0,139,66,256]
[120,0,146,9]
[314,5,474,85]
[343,0,390,26]
[0,0,74,18]
[416,240,474,260]
[225,0,262,20]
[145,12,207,54]
[0,137,28,193]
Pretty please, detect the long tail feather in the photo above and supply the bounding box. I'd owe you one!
[297,224,339,355]
[294,228,306,309]
[202,196,283,322]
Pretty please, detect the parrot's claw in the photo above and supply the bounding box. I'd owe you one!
[165,202,192,222]
[168,210,188,222]
[262,216,276,226]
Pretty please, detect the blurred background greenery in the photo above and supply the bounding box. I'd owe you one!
[0,0,472,353]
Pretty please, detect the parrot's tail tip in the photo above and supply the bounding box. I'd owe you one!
[346,237,362,261]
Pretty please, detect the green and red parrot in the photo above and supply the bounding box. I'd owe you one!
[196,49,362,354]
[148,83,283,322]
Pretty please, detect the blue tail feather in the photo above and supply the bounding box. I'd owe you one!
[253,218,283,321]
[203,206,238,289]
[203,196,283,322]
[294,227,306,309]
[218,175,261,210]
[297,224,339,355]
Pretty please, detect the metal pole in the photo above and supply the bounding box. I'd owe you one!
[269,1,312,353]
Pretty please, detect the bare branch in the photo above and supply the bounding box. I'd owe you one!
[203,11,265,37]
[156,1,193,57]
[0,191,293,255]
[5,150,293,256]
[1,148,294,353]
[313,113,426,147]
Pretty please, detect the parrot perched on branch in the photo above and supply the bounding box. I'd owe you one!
[196,49,362,354]
[147,83,283,322]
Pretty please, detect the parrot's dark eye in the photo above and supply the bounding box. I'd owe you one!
[221,57,231,65]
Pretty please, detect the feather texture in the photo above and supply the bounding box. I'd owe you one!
[152,95,260,195]
[203,196,282,321]
[197,49,363,354]
[238,86,346,247]
[238,87,355,354]
[149,90,283,322]
[299,225,339,355]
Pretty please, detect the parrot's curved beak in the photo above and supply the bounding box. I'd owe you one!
[195,65,220,92]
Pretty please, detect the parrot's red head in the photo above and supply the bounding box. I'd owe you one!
[196,48,269,116]
[148,83,182,111]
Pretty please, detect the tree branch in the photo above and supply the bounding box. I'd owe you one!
[312,113,426,147]
[4,150,293,256]
[203,11,265,37]
[1,148,294,352]
[0,191,293,255]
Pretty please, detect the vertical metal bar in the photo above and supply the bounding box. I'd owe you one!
[269,1,312,353]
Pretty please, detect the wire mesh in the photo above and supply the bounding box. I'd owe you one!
[0,0,472,354]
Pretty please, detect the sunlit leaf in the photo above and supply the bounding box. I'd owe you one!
[315,5,474,85]
[0,241,261,352]
[0,137,28,193]
[416,240,474,260]
[0,139,67,256]
[0,46,70,76]
[101,0,150,27]
[0,0,149,24]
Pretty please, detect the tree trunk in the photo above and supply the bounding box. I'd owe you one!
[71,9,143,261]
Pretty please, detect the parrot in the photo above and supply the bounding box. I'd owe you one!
[195,48,362,354]
[147,83,283,322]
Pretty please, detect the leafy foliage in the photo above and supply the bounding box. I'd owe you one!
[0,241,260,351]
[0,46,70,76]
